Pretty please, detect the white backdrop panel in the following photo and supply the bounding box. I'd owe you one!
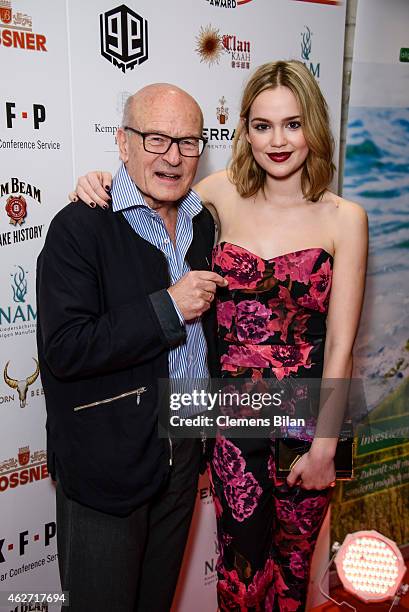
[1,0,347,609]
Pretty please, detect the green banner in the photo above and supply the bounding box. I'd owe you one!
[400,47,409,62]
[341,453,409,502]
[356,414,409,457]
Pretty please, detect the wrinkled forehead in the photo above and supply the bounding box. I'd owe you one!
[131,96,202,136]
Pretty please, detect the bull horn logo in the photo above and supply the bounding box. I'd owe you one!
[4,358,40,408]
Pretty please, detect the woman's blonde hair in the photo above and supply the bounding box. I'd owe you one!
[228,60,335,202]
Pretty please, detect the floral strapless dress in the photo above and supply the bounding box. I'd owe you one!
[209,242,334,612]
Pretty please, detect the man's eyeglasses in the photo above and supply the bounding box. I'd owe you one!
[124,127,208,158]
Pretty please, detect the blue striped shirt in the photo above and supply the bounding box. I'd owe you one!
[111,163,209,386]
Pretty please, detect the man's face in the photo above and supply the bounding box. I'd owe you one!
[117,90,202,207]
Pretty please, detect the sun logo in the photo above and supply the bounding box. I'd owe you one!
[195,24,225,66]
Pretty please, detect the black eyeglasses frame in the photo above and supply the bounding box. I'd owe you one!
[123,126,208,158]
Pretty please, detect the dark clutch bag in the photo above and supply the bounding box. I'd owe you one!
[274,430,354,480]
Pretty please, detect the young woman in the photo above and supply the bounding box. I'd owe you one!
[70,61,367,611]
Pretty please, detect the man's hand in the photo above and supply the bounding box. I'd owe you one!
[286,449,336,490]
[69,171,112,208]
[168,271,227,321]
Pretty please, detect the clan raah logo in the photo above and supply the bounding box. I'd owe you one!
[0,265,37,340]
[0,0,47,52]
[300,25,320,78]
[0,445,48,493]
[0,178,43,248]
[3,358,40,408]
[195,24,251,69]
[100,4,148,73]
[204,0,254,7]
[203,96,235,150]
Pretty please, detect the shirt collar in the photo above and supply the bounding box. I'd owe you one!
[111,163,202,219]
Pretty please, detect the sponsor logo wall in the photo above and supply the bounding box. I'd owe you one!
[1,0,73,606]
[1,0,346,608]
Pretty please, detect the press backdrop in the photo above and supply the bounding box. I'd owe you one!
[0,1,346,610]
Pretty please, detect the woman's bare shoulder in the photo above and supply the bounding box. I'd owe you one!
[193,169,234,202]
[321,191,367,222]
[322,192,368,253]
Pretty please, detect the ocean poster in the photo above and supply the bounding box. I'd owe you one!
[331,0,409,546]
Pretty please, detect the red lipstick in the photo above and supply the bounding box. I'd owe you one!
[268,152,292,163]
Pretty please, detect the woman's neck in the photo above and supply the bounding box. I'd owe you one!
[259,169,305,207]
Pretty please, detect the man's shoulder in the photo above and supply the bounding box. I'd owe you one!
[49,201,111,236]
[194,205,214,229]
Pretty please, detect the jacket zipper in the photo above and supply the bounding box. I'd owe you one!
[160,250,175,468]
[168,435,173,467]
[73,386,147,412]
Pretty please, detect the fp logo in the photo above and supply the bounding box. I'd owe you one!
[100,4,148,73]
[5,102,46,129]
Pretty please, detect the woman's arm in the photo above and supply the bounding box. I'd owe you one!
[68,169,228,234]
[287,198,368,489]
[193,170,228,235]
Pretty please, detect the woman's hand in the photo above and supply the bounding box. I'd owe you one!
[68,171,112,208]
[286,448,336,490]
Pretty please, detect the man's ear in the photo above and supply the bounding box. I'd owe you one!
[117,128,129,163]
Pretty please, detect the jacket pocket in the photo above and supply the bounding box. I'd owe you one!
[73,386,147,412]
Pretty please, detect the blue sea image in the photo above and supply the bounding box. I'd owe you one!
[343,106,409,409]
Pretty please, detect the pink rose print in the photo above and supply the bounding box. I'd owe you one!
[246,558,275,608]
[217,566,248,611]
[217,300,236,330]
[268,286,299,343]
[236,300,272,343]
[273,564,290,598]
[221,345,272,372]
[273,249,322,284]
[275,495,328,535]
[278,597,302,612]
[268,344,312,380]
[213,435,246,480]
[298,259,333,312]
[289,550,308,580]
[292,312,310,344]
[213,243,265,289]
[224,472,263,522]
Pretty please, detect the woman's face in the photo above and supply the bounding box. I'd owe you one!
[246,86,309,180]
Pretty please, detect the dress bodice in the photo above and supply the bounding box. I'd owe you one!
[212,241,333,380]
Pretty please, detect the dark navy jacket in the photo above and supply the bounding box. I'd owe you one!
[36,201,218,516]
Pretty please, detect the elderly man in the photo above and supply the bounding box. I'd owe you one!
[37,84,225,611]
